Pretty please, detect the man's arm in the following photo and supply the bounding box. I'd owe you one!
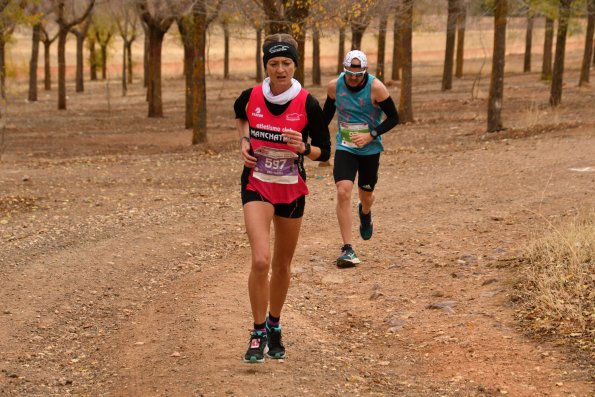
[322,79,338,126]
[371,79,399,136]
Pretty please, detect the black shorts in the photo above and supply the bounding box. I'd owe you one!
[241,187,305,219]
[333,149,380,192]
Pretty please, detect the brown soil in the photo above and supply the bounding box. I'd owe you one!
[1,50,594,396]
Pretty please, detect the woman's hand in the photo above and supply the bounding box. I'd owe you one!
[282,129,306,153]
[240,137,257,168]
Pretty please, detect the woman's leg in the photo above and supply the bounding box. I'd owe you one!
[243,201,275,325]
[269,215,302,317]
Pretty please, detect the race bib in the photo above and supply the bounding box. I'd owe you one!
[339,122,369,148]
[253,147,299,184]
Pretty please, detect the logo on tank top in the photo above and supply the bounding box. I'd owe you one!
[285,112,303,122]
[252,107,264,118]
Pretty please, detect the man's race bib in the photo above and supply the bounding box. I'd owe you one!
[253,147,299,184]
[339,122,369,148]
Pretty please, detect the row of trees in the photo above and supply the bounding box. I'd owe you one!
[2,0,594,142]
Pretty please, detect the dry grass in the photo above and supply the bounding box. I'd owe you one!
[514,212,594,354]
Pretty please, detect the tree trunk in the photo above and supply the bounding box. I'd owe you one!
[392,7,401,81]
[255,27,262,82]
[192,11,207,144]
[351,25,365,50]
[223,22,229,79]
[126,41,133,84]
[550,0,572,106]
[76,34,85,92]
[101,45,108,80]
[121,40,127,96]
[376,13,388,82]
[455,0,466,78]
[147,28,165,117]
[295,31,306,84]
[28,23,41,102]
[89,39,98,81]
[442,0,458,91]
[57,29,68,110]
[487,0,507,132]
[523,14,534,73]
[579,0,595,86]
[312,27,321,86]
[0,38,5,99]
[337,26,345,74]
[542,17,554,80]
[143,24,149,89]
[43,40,51,90]
[399,0,413,123]
[183,37,193,129]
[262,0,284,34]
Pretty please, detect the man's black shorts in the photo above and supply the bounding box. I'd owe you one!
[333,149,380,192]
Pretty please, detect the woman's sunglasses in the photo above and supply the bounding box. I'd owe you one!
[343,68,366,77]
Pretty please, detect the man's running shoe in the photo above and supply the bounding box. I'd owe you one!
[336,244,361,268]
[266,323,286,359]
[358,203,373,240]
[243,330,268,363]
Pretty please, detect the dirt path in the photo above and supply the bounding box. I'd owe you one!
[1,66,594,396]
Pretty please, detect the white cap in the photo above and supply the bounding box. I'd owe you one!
[343,50,368,68]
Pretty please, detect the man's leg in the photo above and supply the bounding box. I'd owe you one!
[358,188,375,215]
[356,153,380,241]
[336,179,355,246]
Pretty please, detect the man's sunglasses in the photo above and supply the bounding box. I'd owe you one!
[343,68,366,77]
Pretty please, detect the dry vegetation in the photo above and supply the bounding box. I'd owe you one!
[514,211,594,356]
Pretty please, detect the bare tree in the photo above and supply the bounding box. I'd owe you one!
[312,27,321,85]
[261,0,309,83]
[399,0,413,123]
[136,0,174,117]
[0,1,26,99]
[541,16,554,80]
[523,10,534,72]
[255,25,263,81]
[442,0,459,90]
[190,0,222,144]
[337,20,346,73]
[376,12,388,82]
[455,0,466,78]
[54,0,95,110]
[29,21,41,101]
[94,22,115,80]
[579,0,594,86]
[70,13,93,92]
[28,1,54,101]
[112,1,139,95]
[550,0,573,106]
[40,24,58,90]
[391,5,401,81]
[487,0,507,132]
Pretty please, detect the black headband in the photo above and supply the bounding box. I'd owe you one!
[263,42,299,67]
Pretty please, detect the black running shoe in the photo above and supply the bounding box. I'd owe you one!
[358,203,373,240]
[266,323,286,359]
[243,330,267,363]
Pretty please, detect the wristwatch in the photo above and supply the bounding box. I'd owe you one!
[370,130,379,139]
[302,142,311,156]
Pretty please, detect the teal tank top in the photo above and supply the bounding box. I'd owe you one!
[335,73,384,155]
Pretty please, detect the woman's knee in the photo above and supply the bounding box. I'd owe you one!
[251,254,270,276]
